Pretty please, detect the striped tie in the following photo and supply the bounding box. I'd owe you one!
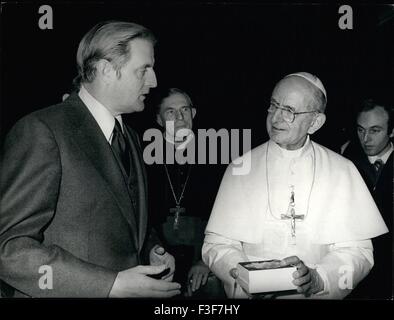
[373,159,384,173]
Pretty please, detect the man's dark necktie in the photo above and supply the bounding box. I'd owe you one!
[372,159,384,183]
[111,119,130,175]
[373,159,383,172]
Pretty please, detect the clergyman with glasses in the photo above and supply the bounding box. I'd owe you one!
[146,87,225,298]
[202,72,388,299]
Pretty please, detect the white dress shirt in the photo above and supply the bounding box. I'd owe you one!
[367,142,393,165]
[78,85,123,144]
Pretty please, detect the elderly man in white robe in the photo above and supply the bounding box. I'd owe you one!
[202,72,388,299]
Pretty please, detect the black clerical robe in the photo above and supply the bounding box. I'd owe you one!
[146,139,225,285]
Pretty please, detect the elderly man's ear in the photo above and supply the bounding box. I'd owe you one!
[156,114,161,127]
[307,113,326,135]
[389,127,394,139]
[62,93,70,102]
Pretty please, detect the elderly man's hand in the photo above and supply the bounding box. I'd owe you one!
[185,260,210,296]
[280,256,324,297]
[149,245,176,282]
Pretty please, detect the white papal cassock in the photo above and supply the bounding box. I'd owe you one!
[202,136,388,299]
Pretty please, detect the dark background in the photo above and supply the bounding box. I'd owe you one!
[1,2,393,151]
[0,2,393,309]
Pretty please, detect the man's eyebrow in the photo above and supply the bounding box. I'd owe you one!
[357,124,383,130]
[283,104,295,112]
[139,63,153,69]
[270,99,295,111]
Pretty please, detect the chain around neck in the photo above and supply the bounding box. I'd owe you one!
[163,163,192,207]
[266,140,316,221]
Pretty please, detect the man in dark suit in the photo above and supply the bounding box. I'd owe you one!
[343,99,393,299]
[0,21,180,298]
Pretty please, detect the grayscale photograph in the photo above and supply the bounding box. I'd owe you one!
[0,1,392,315]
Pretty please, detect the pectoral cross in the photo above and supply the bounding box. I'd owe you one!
[170,205,186,230]
[280,186,304,244]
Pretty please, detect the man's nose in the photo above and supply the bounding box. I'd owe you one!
[145,69,157,88]
[363,132,370,143]
[175,109,184,120]
[271,108,283,123]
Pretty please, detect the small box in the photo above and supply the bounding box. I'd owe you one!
[236,260,297,294]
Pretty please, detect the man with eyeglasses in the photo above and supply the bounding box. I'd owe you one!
[146,88,225,298]
[202,72,388,299]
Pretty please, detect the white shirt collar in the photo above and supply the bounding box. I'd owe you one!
[368,142,393,164]
[78,85,123,144]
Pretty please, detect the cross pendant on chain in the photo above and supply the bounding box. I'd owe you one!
[170,205,186,230]
[280,186,304,244]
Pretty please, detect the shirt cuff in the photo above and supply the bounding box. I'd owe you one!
[313,264,330,296]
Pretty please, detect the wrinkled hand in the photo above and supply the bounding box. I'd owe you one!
[109,264,181,298]
[229,267,251,298]
[280,256,324,297]
[186,260,210,296]
[149,245,175,281]
[230,268,239,280]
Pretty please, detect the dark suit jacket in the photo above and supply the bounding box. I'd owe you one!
[0,93,156,297]
[343,140,393,299]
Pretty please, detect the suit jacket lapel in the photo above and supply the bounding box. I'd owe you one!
[382,152,393,176]
[124,126,148,252]
[64,94,139,246]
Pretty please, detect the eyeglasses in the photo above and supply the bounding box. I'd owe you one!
[267,103,318,123]
[163,106,193,119]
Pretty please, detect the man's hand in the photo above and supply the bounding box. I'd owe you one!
[149,245,175,281]
[185,260,210,296]
[109,264,181,298]
[229,268,239,280]
[280,256,324,297]
[229,267,251,299]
